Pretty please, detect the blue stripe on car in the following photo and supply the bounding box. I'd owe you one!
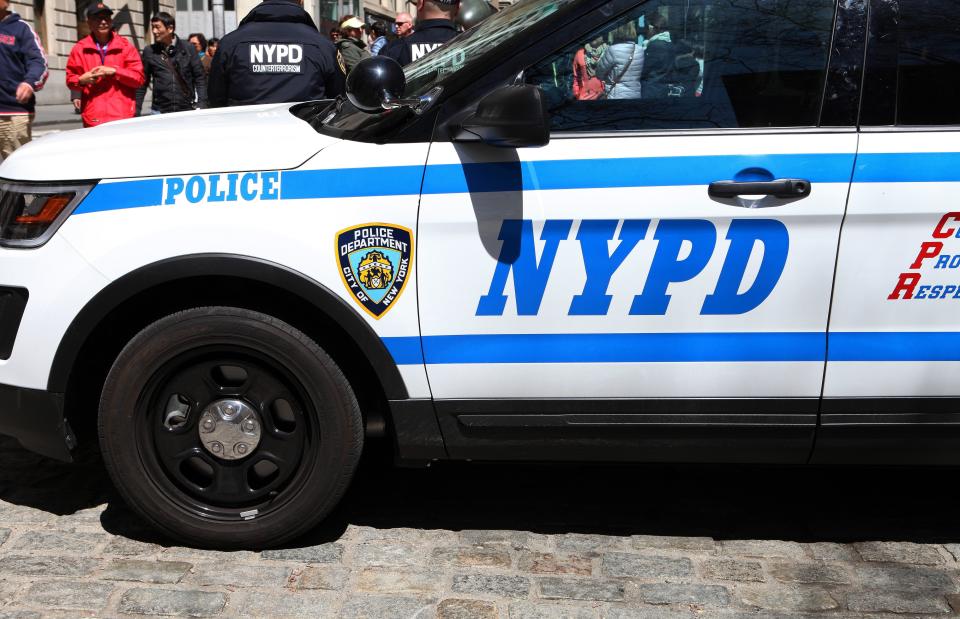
[74,178,165,214]
[381,332,960,365]
[73,152,960,215]
[75,152,862,214]
[853,152,960,183]
[421,153,855,194]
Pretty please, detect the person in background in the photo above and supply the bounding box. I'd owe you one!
[207,0,344,107]
[336,16,369,73]
[0,0,47,159]
[201,37,219,74]
[596,21,643,99]
[670,39,701,97]
[136,12,206,115]
[583,37,607,76]
[66,3,144,128]
[640,11,675,98]
[329,27,340,43]
[368,20,389,56]
[188,33,207,59]
[394,12,413,38]
[380,0,459,67]
[572,39,604,100]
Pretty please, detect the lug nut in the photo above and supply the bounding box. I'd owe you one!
[201,418,216,433]
[235,443,248,455]
[241,419,256,433]
[210,441,223,453]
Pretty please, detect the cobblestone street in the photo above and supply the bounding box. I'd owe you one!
[0,435,958,617]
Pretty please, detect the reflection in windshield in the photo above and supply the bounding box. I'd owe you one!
[526,0,834,131]
[316,0,582,139]
[403,0,580,97]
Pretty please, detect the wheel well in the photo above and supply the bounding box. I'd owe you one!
[63,276,391,445]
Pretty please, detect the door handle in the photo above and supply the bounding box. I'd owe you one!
[708,179,811,199]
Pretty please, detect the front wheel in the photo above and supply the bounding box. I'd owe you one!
[99,307,363,549]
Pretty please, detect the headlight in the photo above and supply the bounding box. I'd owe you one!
[0,181,94,248]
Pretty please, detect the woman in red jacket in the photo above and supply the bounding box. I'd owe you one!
[572,38,606,101]
[66,3,144,128]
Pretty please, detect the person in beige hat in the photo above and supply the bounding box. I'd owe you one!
[336,15,370,74]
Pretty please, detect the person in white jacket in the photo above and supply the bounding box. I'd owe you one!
[595,21,644,99]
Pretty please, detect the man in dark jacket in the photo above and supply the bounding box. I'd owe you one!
[640,11,676,99]
[0,0,47,159]
[136,12,206,115]
[207,0,344,107]
[380,0,459,67]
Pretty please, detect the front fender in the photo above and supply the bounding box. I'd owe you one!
[48,253,409,399]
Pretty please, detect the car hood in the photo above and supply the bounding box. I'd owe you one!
[0,103,338,182]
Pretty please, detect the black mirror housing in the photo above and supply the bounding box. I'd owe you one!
[346,56,406,113]
[453,85,550,148]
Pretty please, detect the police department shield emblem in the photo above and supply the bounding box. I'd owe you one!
[336,224,413,319]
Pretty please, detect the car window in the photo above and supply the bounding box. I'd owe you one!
[525,0,836,132]
[315,0,581,141]
[890,0,960,125]
[403,0,580,98]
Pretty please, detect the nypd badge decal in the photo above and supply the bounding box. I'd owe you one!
[337,224,413,319]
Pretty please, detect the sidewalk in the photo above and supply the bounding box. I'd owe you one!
[33,103,82,136]
[33,98,155,136]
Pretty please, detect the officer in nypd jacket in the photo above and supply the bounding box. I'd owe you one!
[379,0,460,67]
[207,0,344,107]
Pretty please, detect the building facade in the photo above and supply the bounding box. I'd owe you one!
[9,0,174,104]
[175,0,236,40]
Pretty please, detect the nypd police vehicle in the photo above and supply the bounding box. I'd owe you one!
[0,0,958,548]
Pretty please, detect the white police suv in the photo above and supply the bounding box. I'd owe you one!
[0,0,957,548]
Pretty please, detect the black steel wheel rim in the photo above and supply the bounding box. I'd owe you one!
[134,344,318,520]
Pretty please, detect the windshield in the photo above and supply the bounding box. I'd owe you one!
[403,0,580,97]
[315,0,581,139]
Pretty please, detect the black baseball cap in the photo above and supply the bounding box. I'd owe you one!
[86,2,114,17]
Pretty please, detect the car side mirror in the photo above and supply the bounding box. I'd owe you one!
[453,84,550,148]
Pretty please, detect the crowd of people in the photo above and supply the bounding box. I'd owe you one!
[572,10,703,102]
[0,0,465,160]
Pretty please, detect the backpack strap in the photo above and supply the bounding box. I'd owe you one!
[160,46,192,101]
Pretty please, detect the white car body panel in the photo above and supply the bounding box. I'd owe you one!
[418,133,857,399]
[0,102,957,437]
[0,104,336,181]
[0,235,109,389]
[826,131,960,398]
[0,132,431,398]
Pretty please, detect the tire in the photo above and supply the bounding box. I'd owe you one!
[98,306,363,549]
